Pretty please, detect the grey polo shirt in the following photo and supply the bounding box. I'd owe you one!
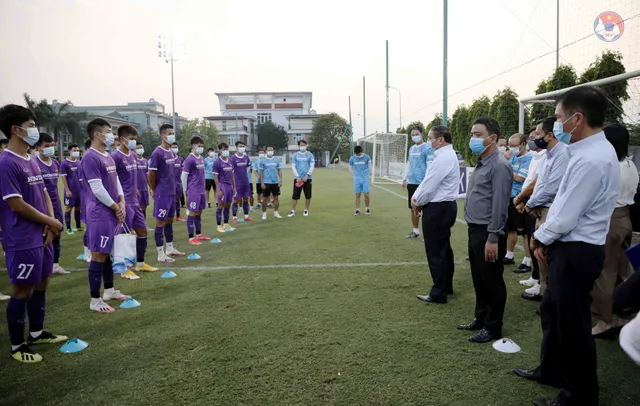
[464,148,513,243]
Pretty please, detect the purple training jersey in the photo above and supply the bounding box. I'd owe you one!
[136,156,148,194]
[213,157,234,186]
[60,158,81,193]
[112,149,138,206]
[36,155,63,227]
[183,153,205,196]
[148,146,176,196]
[174,155,184,185]
[81,148,120,222]
[230,154,251,186]
[0,150,47,251]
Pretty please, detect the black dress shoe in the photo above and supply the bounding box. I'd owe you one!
[513,368,540,381]
[513,263,531,273]
[469,328,500,343]
[416,295,447,304]
[532,398,559,406]
[522,292,543,302]
[503,257,515,264]
[592,326,622,339]
[456,318,483,331]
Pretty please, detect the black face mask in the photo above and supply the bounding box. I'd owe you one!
[527,140,538,151]
[534,135,549,149]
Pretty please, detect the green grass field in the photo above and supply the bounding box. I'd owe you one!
[1,168,639,405]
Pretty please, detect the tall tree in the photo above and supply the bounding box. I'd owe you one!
[490,87,520,137]
[137,129,162,158]
[449,105,472,162]
[579,50,629,123]
[307,113,349,157]
[468,95,492,122]
[178,119,219,156]
[256,121,288,150]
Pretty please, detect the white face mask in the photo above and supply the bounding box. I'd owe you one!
[221,150,230,157]
[208,152,215,158]
[238,147,246,154]
[300,146,307,152]
[136,148,144,155]
[20,127,40,146]
[259,153,265,158]
[71,151,80,158]
[412,135,423,144]
[172,147,179,154]
[498,146,507,153]
[267,151,274,157]
[166,134,176,145]
[42,146,55,158]
[104,133,115,148]
[509,147,520,157]
[195,147,204,155]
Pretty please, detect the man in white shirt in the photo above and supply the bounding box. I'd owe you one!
[411,126,460,304]
[514,85,619,406]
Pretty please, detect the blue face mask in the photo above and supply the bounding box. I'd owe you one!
[553,114,577,144]
[469,137,487,154]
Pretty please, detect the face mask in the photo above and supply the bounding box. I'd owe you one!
[469,138,487,154]
[105,133,115,148]
[498,146,507,153]
[71,151,80,158]
[527,140,538,151]
[238,147,246,154]
[267,151,274,157]
[412,135,422,144]
[166,134,176,144]
[126,140,136,150]
[20,127,40,146]
[42,147,55,158]
[259,153,265,159]
[300,146,307,152]
[425,141,432,149]
[208,152,215,158]
[553,114,577,145]
[172,147,179,154]
[534,135,549,150]
[221,150,230,157]
[195,147,204,155]
[509,147,520,157]
[136,148,144,155]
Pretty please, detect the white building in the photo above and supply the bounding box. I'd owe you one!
[286,113,320,150]
[202,115,256,152]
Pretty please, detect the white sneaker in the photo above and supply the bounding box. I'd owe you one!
[90,298,115,313]
[262,212,267,220]
[288,211,295,217]
[525,283,541,295]
[303,210,309,217]
[519,277,537,287]
[0,292,10,301]
[103,288,131,301]
[274,212,282,219]
[53,265,70,275]
[157,253,176,263]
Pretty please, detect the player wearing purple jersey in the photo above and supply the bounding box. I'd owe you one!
[82,119,131,313]
[135,142,149,218]
[148,124,185,262]
[114,126,157,277]
[60,144,83,234]
[172,142,186,222]
[35,133,70,275]
[213,143,237,232]
[231,141,254,224]
[181,136,211,245]
[0,104,67,363]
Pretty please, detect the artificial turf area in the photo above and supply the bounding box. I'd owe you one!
[1,167,639,405]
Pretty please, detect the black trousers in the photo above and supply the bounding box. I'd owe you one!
[422,201,457,300]
[524,212,540,279]
[537,242,604,406]
[468,224,507,334]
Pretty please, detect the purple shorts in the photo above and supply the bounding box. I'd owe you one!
[153,195,176,220]
[216,184,234,204]
[187,194,206,212]
[139,190,149,207]
[6,245,53,285]
[64,192,81,207]
[234,183,251,199]
[86,217,118,254]
[125,205,147,230]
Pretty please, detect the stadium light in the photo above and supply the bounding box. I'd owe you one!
[157,32,186,129]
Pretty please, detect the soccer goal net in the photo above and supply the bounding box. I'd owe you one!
[360,132,408,184]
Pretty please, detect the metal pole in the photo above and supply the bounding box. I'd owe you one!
[555,0,560,69]
[170,35,176,129]
[385,40,390,133]
[389,87,402,129]
[518,102,525,134]
[348,96,354,156]
[443,0,448,126]
[363,76,367,138]
[235,112,238,140]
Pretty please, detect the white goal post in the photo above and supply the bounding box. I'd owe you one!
[360,132,409,184]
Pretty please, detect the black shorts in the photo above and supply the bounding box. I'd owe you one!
[256,183,263,195]
[507,200,526,235]
[292,180,312,200]
[206,179,216,192]
[262,184,280,198]
[407,184,419,209]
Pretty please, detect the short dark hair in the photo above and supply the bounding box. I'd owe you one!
[258,148,265,153]
[36,132,54,147]
[557,85,608,128]
[298,139,307,146]
[86,118,111,140]
[0,104,36,140]
[171,142,178,147]
[539,116,556,135]
[207,147,215,152]
[118,125,138,138]
[472,117,501,138]
[603,123,629,161]
[235,140,245,148]
[159,124,173,134]
[218,142,228,150]
[190,135,204,145]
[136,142,144,147]
[84,138,92,150]
[430,125,452,143]
[354,145,363,154]
[0,139,8,148]
[68,144,79,150]
[410,124,424,134]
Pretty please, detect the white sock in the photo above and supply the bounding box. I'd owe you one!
[30,330,43,338]
[244,214,249,219]
[156,246,164,255]
[136,262,144,268]
[196,234,201,237]
[53,263,59,267]
[90,297,102,305]
[522,257,532,266]
[505,251,514,259]
[274,211,279,215]
[290,210,295,213]
[413,228,420,234]
[223,223,229,227]
[11,343,25,351]
[166,242,174,251]
[104,287,114,295]
[233,216,237,220]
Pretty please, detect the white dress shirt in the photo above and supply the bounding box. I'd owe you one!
[413,144,459,206]
[522,150,545,191]
[527,142,570,209]
[534,132,620,246]
[616,157,639,208]
[620,312,640,366]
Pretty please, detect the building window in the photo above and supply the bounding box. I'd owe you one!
[228,135,238,145]
[294,134,304,144]
[222,120,227,131]
[257,113,272,124]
